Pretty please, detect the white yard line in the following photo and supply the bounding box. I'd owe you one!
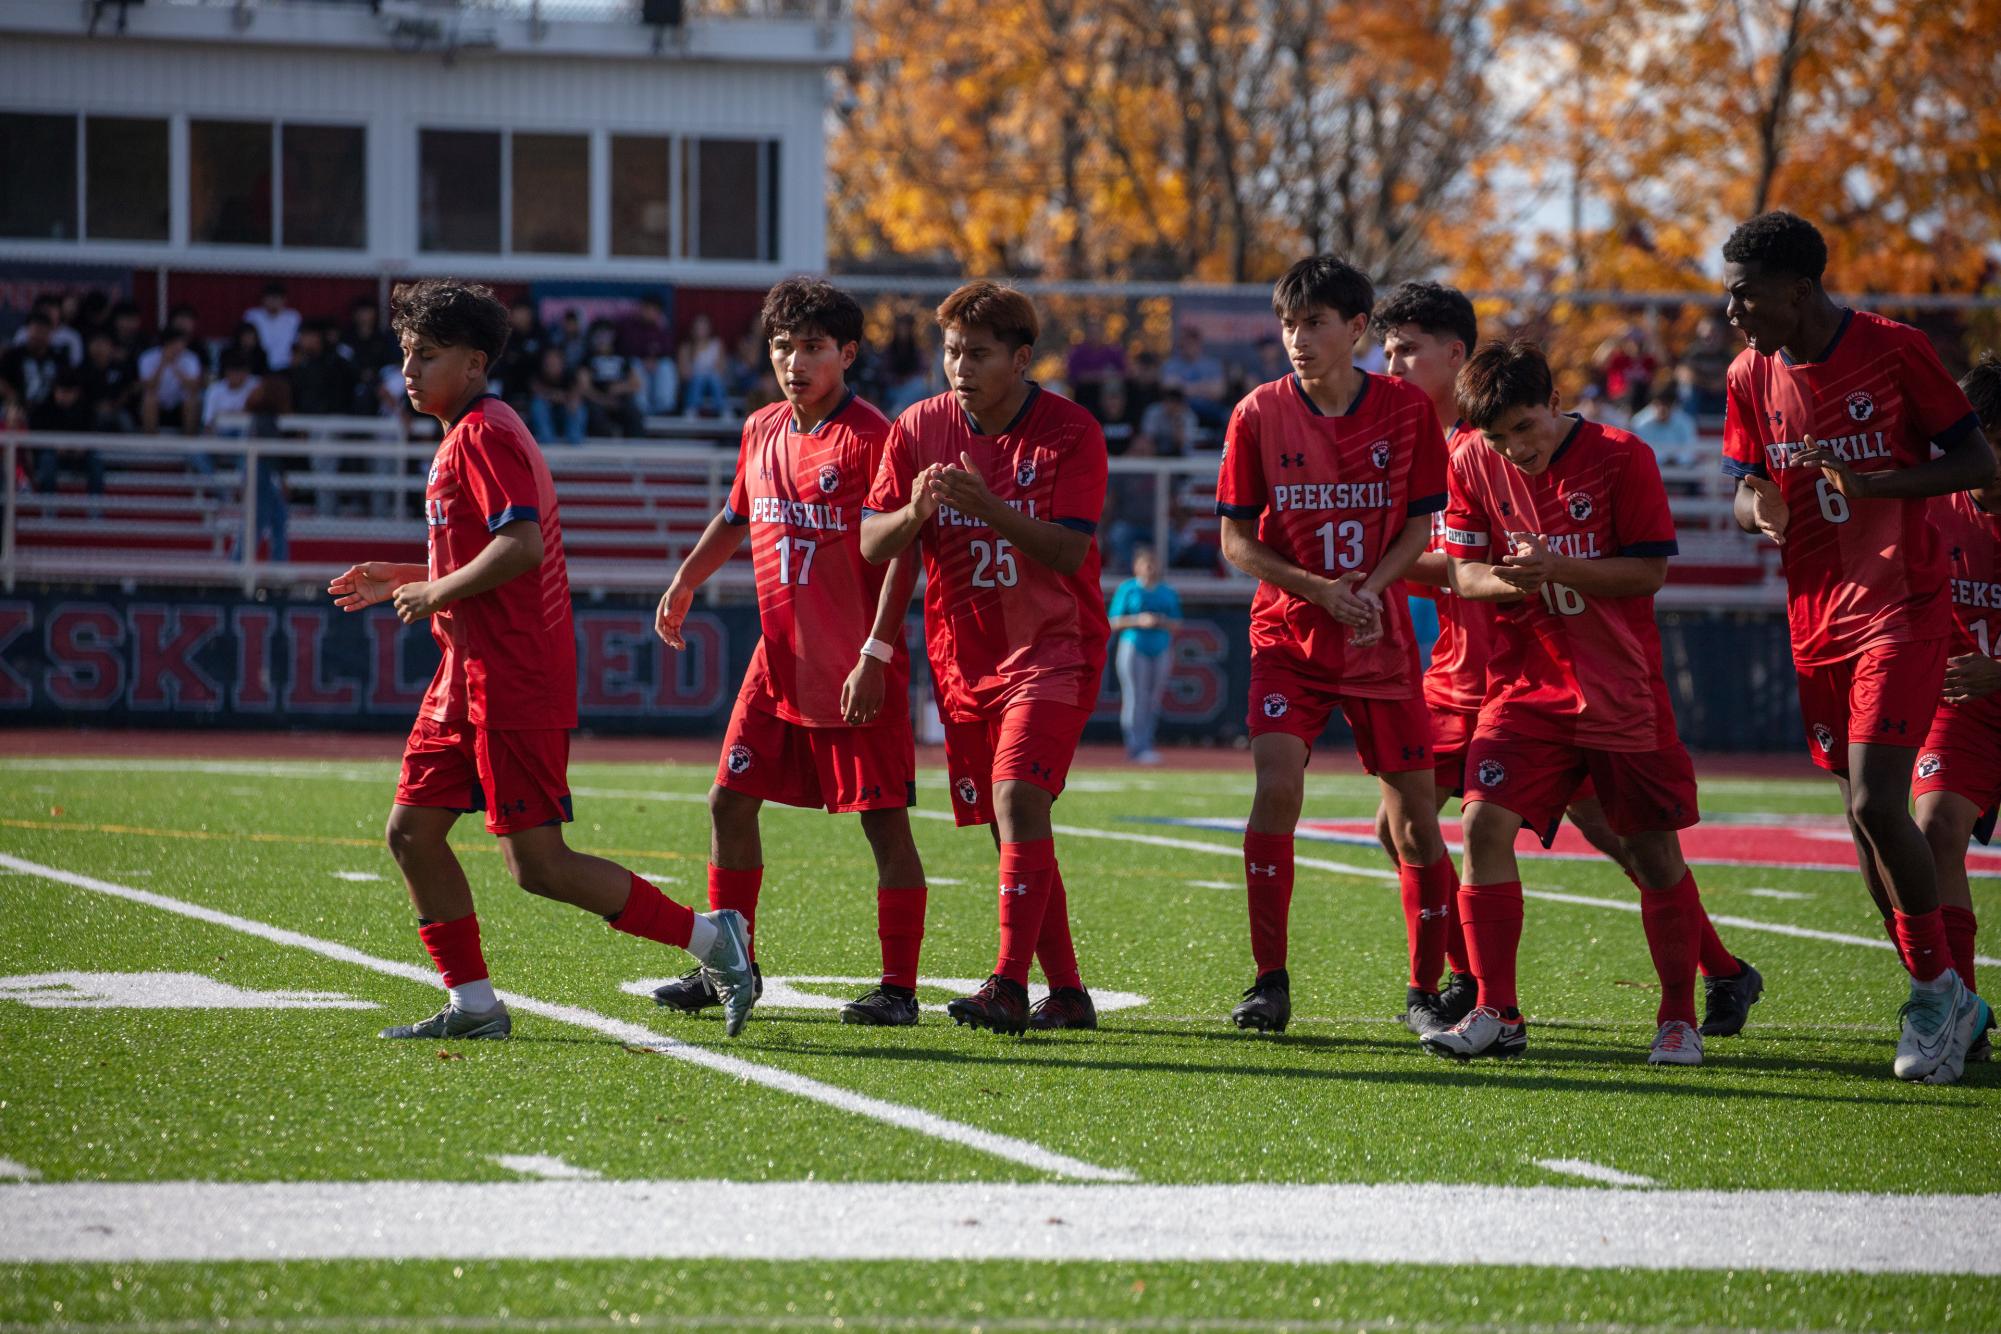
[489,1155,602,1182]
[1532,1158,1657,1188]
[0,1157,39,1181]
[0,853,1129,1184]
[1,1179,1994,1273]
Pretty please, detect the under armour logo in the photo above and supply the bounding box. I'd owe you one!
[1767,410,1784,427]
[1418,905,1449,921]
[1029,761,1052,779]
[502,799,528,815]
[1499,501,1512,517]
[1884,720,1908,735]
[1248,863,1277,876]
[1000,882,1029,897]
[1401,745,1425,761]
[1952,546,1964,562]
[859,785,881,800]
[1278,452,1305,467]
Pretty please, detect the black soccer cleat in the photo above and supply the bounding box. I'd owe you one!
[1698,958,1763,1037]
[1231,968,1291,1034]
[1029,987,1098,1031]
[1436,969,1478,1026]
[1403,986,1448,1039]
[841,984,920,1027]
[652,961,763,1012]
[945,974,1030,1035]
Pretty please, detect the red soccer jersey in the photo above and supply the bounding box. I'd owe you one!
[725,391,910,728]
[420,394,577,730]
[1215,372,1447,699]
[1935,490,2001,730]
[1441,417,1680,751]
[1721,309,1979,666]
[864,386,1110,719]
[1422,423,1499,716]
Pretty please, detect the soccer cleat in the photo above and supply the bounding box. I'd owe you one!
[1699,958,1764,1037]
[1923,992,1994,1086]
[1421,1004,1527,1060]
[1403,987,1449,1039]
[1231,969,1291,1034]
[1648,1019,1704,1066]
[1894,970,1974,1081]
[945,975,1030,1034]
[841,984,920,1027]
[379,1001,511,1041]
[1029,987,1099,1031]
[1435,970,1478,1026]
[696,909,756,1038]
[652,961,763,1012]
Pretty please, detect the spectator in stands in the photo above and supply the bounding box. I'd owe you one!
[1136,383,1199,457]
[1109,545,1181,765]
[340,297,401,417]
[1126,347,1162,421]
[201,347,261,434]
[1066,313,1127,417]
[166,303,201,345]
[493,299,547,411]
[108,300,146,361]
[622,293,679,416]
[74,290,110,342]
[137,326,204,434]
[201,347,289,561]
[1679,313,1734,419]
[581,318,646,437]
[0,311,70,429]
[727,326,764,401]
[79,329,137,432]
[1574,382,1630,430]
[244,281,302,371]
[10,293,84,367]
[1160,325,1226,427]
[677,312,730,416]
[287,322,354,417]
[1629,379,1700,463]
[225,321,271,377]
[740,363,783,417]
[1103,429,1159,571]
[528,345,585,446]
[553,308,586,368]
[1097,376,1137,453]
[1253,335,1287,386]
[880,310,930,417]
[1593,320,1663,415]
[27,369,105,495]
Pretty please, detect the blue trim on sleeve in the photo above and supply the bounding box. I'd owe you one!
[1216,501,1262,520]
[1056,516,1098,535]
[1407,492,1447,516]
[1721,456,1768,480]
[486,505,539,532]
[1934,411,1981,450]
[860,506,881,520]
[721,505,749,526]
[1620,540,1679,557]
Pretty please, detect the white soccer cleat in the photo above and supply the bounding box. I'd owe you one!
[1420,1004,1526,1059]
[1647,1019,1702,1066]
[696,909,757,1038]
[1894,970,1971,1081]
[1924,990,1993,1086]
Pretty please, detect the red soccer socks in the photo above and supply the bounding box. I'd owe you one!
[1639,872,1702,1028]
[418,913,488,988]
[1400,854,1457,991]
[994,838,1057,986]
[1458,881,1524,1013]
[608,872,696,951]
[1035,866,1084,992]
[707,863,763,958]
[1942,905,1979,993]
[877,884,928,990]
[1244,830,1295,976]
[1894,908,1952,984]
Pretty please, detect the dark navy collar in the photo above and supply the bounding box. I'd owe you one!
[1780,307,1853,367]
[790,388,855,435]
[449,390,502,429]
[1289,371,1370,418]
[1549,413,1586,467]
[962,382,1040,437]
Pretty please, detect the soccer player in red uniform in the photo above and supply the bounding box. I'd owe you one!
[1376,283,1763,1040]
[327,280,756,1040]
[650,278,929,1027]
[861,282,1109,1035]
[1431,340,1720,1065]
[1214,256,1453,1037]
[1910,354,2001,1083]
[1721,210,1994,1079]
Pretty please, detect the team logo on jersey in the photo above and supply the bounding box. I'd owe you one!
[1811,723,1835,754]
[1846,391,1875,423]
[1261,693,1290,719]
[427,462,441,486]
[1476,759,1506,789]
[726,744,754,775]
[1016,459,1037,488]
[1918,752,1944,779]
[955,776,979,806]
[817,464,840,494]
[1567,492,1594,521]
[1368,440,1391,470]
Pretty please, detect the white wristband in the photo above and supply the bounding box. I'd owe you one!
[860,637,895,663]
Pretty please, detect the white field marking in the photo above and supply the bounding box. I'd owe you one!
[0,1157,38,1181]
[4,1179,1997,1272]
[0,853,1127,1183]
[489,1155,602,1182]
[331,870,383,882]
[623,975,1150,1018]
[633,872,683,883]
[1746,886,1813,901]
[928,876,965,885]
[1533,1158,1658,1188]
[0,758,391,782]
[0,971,376,1011]
[1188,879,1241,890]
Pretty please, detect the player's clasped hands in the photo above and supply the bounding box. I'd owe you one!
[927,452,996,517]
[1496,531,1556,593]
[1317,570,1383,647]
[1943,652,2001,703]
[1790,433,1870,499]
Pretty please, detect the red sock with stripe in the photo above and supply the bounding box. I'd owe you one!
[1895,909,1952,983]
[876,885,927,990]
[607,873,695,950]
[1458,881,1523,1013]
[1399,855,1455,992]
[1035,865,1084,992]
[706,864,763,960]
[994,838,1056,986]
[1244,830,1295,976]
[1639,871,1701,1027]
[1942,905,1978,993]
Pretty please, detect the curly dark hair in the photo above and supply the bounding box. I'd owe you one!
[1455,339,1555,430]
[1374,281,1477,355]
[1963,352,2001,435]
[761,277,864,347]
[389,279,511,367]
[1722,211,1828,282]
[936,281,1039,350]
[1271,255,1374,323]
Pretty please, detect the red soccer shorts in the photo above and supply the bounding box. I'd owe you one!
[941,699,1093,827]
[1248,658,1433,775]
[714,695,915,814]
[1913,703,2001,835]
[1430,704,1476,796]
[1795,639,1947,775]
[396,716,573,836]
[1461,728,1698,847]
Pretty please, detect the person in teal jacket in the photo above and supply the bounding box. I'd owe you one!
[1108,545,1182,763]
